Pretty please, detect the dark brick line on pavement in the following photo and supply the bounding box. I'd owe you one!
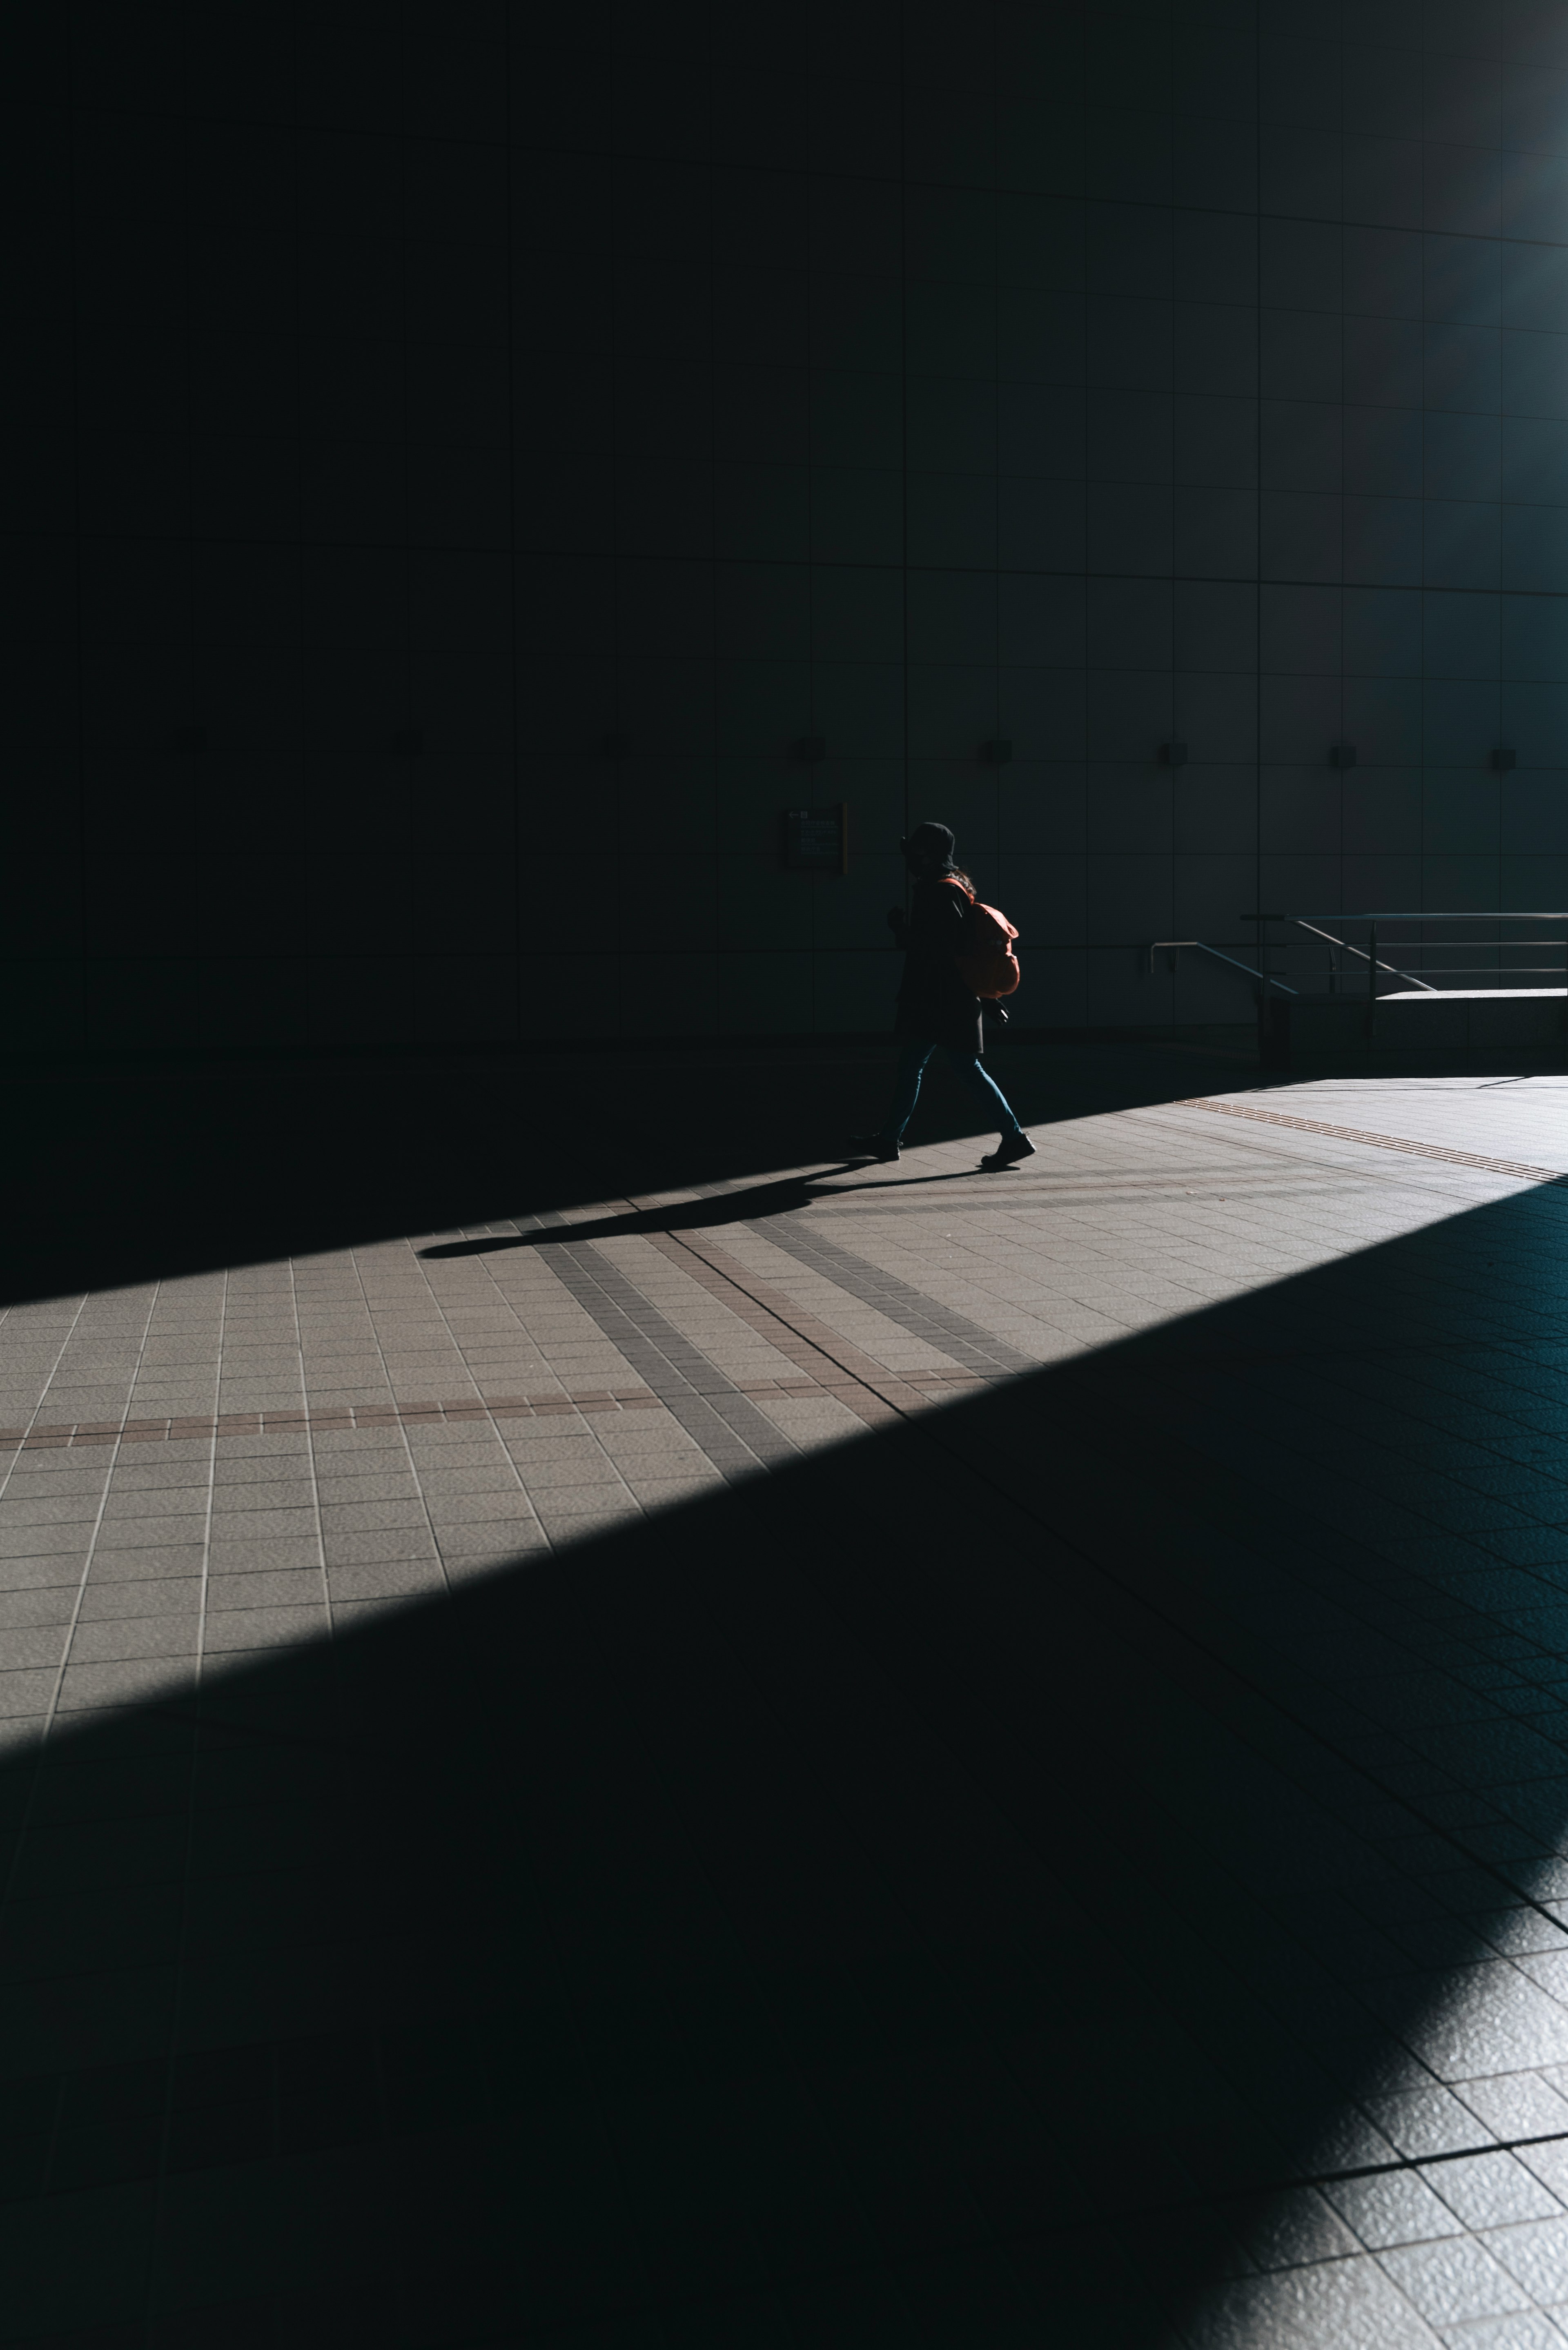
[518,1215,801,1482]
[747,1218,1039,1379]
[640,1233,903,1430]
[0,1392,669,1453]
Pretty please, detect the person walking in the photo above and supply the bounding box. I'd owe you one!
[851,821,1036,1168]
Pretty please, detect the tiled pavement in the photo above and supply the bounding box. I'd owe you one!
[9,1065,1568,2341]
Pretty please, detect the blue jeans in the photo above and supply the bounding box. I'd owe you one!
[883,1039,1021,1142]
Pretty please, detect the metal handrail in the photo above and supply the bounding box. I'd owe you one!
[1153,914,1568,1064]
[1242,911,1568,922]
[1149,916,1568,1010]
[1241,911,1568,1021]
[1149,941,1296,993]
[1286,916,1435,993]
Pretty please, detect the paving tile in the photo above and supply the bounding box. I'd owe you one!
[209,1512,321,1553]
[0,1496,103,1526]
[1430,2156,1566,2231]
[1482,2215,1568,2309]
[409,1468,523,1497]
[487,1455,624,1491]
[0,1524,92,1557]
[88,1513,204,1549]
[207,1477,317,1508]
[626,1475,727,1510]
[1378,2230,1537,2325]
[76,1576,200,1620]
[206,1570,326,1610]
[320,1530,440,1566]
[316,1502,429,1532]
[532,1505,642,1546]
[326,1561,447,1601]
[0,1555,89,1593]
[419,1492,536,1526]
[1437,2310,1568,2346]
[593,1421,705,1450]
[330,1595,423,1632]
[313,1475,423,1505]
[1180,2251,1446,2346]
[205,1540,321,1573]
[202,1605,331,1651]
[56,1657,196,1708]
[309,1430,405,1454]
[0,1589,78,1628]
[98,1465,208,1491]
[434,1524,548,1558]
[0,1666,59,1717]
[0,1468,109,1492]
[67,1618,198,1665]
[98,1485,211,1524]
[1326,2169,1467,2251]
[87,1544,207,1580]
[0,1624,70,1669]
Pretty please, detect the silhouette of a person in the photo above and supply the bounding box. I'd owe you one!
[852,821,1035,1168]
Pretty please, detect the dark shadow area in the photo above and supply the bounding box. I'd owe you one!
[0,1038,1252,1309]
[5,1163,1568,2344]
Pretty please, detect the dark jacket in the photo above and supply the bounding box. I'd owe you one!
[894,874,983,1054]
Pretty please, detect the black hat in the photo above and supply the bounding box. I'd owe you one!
[902,821,956,868]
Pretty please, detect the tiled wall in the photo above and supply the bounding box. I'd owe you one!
[9,2,1568,1047]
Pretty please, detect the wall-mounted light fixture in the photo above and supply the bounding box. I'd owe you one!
[982,738,1013,764]
[1330,743,1357,768]
[1491,746,1517,771]
[792,735,826,763]
[1160,740,1187,767]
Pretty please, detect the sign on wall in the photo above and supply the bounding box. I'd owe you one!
[782,804,848,874]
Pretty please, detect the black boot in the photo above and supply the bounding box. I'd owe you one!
[980,1129,1035,1169]
[849,1132,900,1163]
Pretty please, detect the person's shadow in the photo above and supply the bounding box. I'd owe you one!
[417,1162,1000,1256]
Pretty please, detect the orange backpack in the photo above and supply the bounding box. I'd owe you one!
[944,880,1021,999]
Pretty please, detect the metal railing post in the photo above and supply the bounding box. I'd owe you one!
[1366,921,1378,1034]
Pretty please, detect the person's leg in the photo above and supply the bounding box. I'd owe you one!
[883,1038,934,1139]
[945,1049,1021,1136]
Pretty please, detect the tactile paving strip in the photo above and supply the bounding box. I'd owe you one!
[1179,1096,1568,1183]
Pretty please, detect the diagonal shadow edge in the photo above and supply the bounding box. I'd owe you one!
[0,1039,1258,1312]
[4,1176,1568,2341]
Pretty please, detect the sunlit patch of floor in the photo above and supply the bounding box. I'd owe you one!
[9,1073,1568,2339]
